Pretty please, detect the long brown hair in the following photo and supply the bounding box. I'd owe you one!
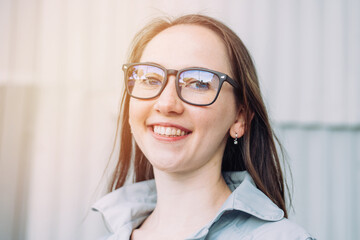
[109,14,289,217]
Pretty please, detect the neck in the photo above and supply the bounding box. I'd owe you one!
[141,165,231,236]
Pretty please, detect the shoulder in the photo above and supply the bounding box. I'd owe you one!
[206,212,315,240]
[243,217,315,240]
[207,172,315,240]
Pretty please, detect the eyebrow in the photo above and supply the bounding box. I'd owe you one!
[141,61,207,70]
[144,61,162,66]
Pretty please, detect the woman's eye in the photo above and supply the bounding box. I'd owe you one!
[142,77,162,86]
[187,80,210,90]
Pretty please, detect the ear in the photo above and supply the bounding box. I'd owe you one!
[229,108,246,139]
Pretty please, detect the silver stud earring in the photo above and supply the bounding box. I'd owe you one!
[234,133,238,145]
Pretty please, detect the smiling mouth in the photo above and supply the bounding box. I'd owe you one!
[153,125,191,137]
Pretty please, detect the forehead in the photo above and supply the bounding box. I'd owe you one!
[140,24,231,74]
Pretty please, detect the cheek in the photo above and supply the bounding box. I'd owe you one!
[129,99,147,131]
[202,96,237,136]
[128,101,136,129]
[193,106,235,139]
[128,100,136,122]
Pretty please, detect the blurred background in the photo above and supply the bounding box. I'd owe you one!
[1,0,359,239]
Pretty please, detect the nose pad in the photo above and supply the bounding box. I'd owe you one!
[154,76,184,114]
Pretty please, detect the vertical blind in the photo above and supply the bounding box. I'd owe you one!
[0,0,359,239]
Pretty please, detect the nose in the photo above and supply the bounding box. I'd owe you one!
[154,75,184,115]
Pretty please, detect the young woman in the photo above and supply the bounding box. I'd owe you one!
[93,14,315,240]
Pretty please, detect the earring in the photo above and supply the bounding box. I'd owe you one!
[234,133,238,145]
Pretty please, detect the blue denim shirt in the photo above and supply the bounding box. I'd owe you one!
[92,171,315,240]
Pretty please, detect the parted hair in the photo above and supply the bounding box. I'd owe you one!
[109,14,289,217]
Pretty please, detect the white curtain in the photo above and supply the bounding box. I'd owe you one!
[1,0,359,239]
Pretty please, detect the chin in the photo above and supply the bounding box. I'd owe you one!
[148,157,187,174]
[150,159,179,172]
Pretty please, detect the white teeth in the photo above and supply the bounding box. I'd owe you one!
[165,127,171,135]
[153,126,188,137]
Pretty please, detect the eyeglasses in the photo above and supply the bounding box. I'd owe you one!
[122,62,239,106]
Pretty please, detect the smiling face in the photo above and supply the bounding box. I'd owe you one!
[129,24,243,174]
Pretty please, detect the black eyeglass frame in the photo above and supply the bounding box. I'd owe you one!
[122,62,240,106]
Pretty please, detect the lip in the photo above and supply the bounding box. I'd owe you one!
[149,122,192,132]
[148,122,192,142]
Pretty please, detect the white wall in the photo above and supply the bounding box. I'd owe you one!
[0,0,359,239]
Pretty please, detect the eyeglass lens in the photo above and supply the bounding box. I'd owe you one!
[126,64,220,105]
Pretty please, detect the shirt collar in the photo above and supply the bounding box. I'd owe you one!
[92,179,157,234]
[224,171,284,221]
[92,171,284,237]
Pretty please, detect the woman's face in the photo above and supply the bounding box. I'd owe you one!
[129,24,240,174]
